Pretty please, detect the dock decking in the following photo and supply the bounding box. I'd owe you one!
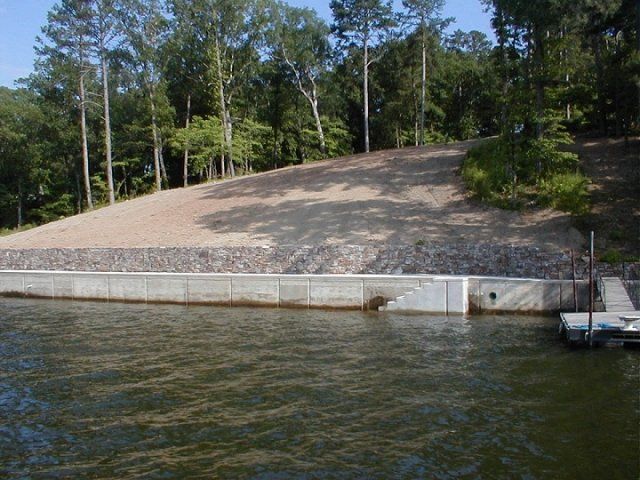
[560,311,640,346]
[559,277,639,346]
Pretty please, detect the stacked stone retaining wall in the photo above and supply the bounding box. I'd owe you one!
[2,245,634,280]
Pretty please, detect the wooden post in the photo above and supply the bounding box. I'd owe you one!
[588,232,594,347]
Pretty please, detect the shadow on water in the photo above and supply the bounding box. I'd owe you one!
[0,298,638,479]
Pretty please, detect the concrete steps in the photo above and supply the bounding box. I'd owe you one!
[378,280,468,314]
[380,286,428,312]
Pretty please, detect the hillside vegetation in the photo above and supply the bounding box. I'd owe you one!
[0,0,637,234]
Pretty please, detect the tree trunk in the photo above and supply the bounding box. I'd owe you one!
[183,93,191,187]
[226,110,235,177]
[149,86,162,192]
[17,178,23,228]
[636,0,640,126]
[75,168,82,214]
[214,34,234,177]
[158,140,168,185]
[363,38,370,153]
[101,53,115,205]
[533,27,545,142]
[420,24,426,146]
[79,71,93,209]
[309,94,326,156]
[594,36,607,136]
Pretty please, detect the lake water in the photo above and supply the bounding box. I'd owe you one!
[1,298,638,479]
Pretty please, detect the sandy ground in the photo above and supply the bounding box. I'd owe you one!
[0,140,585,250]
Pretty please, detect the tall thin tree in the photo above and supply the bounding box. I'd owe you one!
[331,0,394,153]
[401,0,446,146]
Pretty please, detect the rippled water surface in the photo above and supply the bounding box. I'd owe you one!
[1,298,638,479]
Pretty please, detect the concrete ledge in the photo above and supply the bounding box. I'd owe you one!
[468,277,589,314]
[0,270,590,314]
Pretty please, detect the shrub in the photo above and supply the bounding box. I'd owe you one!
[538,173,589,215]
[462,131,590,215]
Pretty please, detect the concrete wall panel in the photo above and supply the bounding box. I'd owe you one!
[24,273,54,298]
[279,278,309,308]
[53,274,73,299]
[479,280,561,312]
[0,272,24,295]
[447,279,468,314]
[187,277,231,305]
[73,274,109,300]
[109,275,147,302]
[310,278,363,309]
[146,276,187,303]
[232,277,278,307]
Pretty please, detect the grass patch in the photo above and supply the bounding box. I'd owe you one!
[0,224,36,237]
[599,249,640,264]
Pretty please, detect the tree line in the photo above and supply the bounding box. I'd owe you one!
[0,0,637,229]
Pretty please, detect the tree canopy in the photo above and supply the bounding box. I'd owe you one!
[0,0,636,230]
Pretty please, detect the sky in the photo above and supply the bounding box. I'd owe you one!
[0,0,494,88]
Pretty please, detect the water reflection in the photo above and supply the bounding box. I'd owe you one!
[0,299,638,479]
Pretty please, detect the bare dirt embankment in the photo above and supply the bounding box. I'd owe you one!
[0,140,585,250]
[569,137,639,256]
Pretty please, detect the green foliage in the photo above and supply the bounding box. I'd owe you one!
[463,136,590,214]
[0,0,635,233]
[523,117,579,178]
[599,249,639,264]
[538,172,589,215]
[462,139,512,206]
[170,115,223,176]
[31,194,76,223]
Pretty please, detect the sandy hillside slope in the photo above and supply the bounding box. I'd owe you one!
[0,140,584,250]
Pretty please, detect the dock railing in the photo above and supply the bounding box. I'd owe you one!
[622,263,640,310]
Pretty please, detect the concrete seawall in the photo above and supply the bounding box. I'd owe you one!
[0,270,589,314]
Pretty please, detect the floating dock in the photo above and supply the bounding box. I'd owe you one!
[560,277,639,347]
[560,311,640,346]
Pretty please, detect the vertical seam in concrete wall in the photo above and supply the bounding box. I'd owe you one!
[445,281,449,315]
